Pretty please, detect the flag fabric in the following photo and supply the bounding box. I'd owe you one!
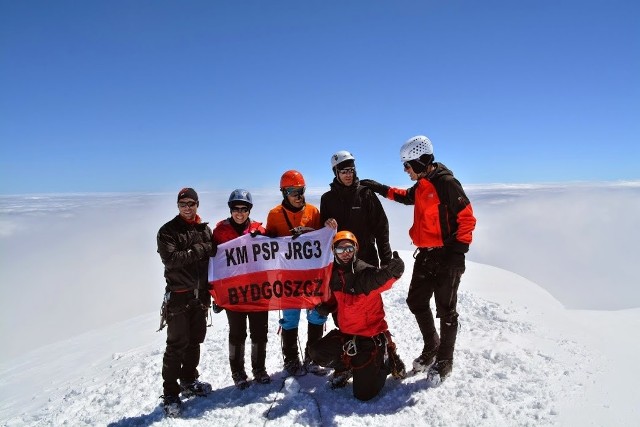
[208,227,336,311]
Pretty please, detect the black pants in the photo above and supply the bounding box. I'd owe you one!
[225,309,269,345]
[310,329,389,401]
[162,291,210,396]
[406,249,464,360]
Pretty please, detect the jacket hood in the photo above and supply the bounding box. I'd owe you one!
[426,162,454,180]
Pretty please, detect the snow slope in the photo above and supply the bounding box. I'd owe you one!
[2,256,638,427]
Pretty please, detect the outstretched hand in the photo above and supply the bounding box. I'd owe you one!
[360,179,390,196]
[324,218,338,229]
[386,251,405,278]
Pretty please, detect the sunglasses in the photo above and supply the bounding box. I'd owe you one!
[178,201,197,208]
[338,167,356,175]
[334,245,355,254]
[403,162,412,170]
[231,206,250,213]
[283,186,305,197]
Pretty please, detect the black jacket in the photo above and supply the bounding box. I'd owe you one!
[157,215,215,293]
[320,178,393,267]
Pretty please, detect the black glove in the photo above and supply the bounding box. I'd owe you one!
[290,226,315,240]
[212,301,224,313]
[386,251,405,278]
[192,242,216,258]
[360,179,390,196]
[315,302,333,317]
[191,243,205,258]
[444,249,465,270]
[250,229,262,238]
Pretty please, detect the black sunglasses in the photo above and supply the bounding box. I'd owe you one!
[231,206,250,213]
[178,201,197,208]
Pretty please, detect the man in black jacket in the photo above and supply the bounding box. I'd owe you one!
[320,150,393,268]
[156,188,217,417]
[320,151,405,379]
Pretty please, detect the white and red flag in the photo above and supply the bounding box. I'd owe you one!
[208,227,336,311]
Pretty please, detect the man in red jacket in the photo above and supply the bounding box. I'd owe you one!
[360,135,476,385]
[309,231,405,401]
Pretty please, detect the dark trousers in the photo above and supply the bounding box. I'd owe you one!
[406,249,465,360]
[310,329,388,401]
[162,292,210,396]
[225,309,269,345]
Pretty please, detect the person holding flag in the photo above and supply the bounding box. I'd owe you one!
[309,231,405,401]
[265,170,337,376]
[212,189,271,389]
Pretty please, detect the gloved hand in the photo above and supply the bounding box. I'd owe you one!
[360,179,390,196]
[212,301,224,313]
[250,229,262,238]
[444,249,465,270]
[290,226,314,239]
[192,242,216,258]
[386,251,405,278]
[315,302,333,317]
[191,243,206,258]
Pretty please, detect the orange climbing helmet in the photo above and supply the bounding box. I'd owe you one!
[279,170,306,189]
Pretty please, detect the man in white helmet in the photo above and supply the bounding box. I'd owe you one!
[360,135,476,385]
[320,150,406,379]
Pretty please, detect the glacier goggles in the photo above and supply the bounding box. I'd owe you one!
[282,186,305,198]
[338,167,356,175]
[334,245,356,255]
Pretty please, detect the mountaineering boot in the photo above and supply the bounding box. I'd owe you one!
[251,342,271,384]
[412,348,438,373]
[304,323,329,376]
[161,394,182,417]
[426,359,453,386]
[229,343,250,389]
[329,369,352,389]
[281,328,305,376]
[180,379,212,397]
[412,311,440,373]
[232,371,250,389]
[384,331,407,379]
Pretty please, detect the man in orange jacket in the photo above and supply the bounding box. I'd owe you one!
[265,170,337,377]
[361,135,476,385]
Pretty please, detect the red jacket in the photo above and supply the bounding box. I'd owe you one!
[325,259,396,337]
[385,163,475,253]
[212,218,266,244]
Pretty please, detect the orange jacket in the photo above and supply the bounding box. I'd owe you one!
[265,201,322,237]
[386,163,475,253]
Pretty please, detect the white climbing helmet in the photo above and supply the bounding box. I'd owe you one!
[399,135,433,162]
[331,150,355,169]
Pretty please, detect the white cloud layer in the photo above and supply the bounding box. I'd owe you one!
[0,182,638,363]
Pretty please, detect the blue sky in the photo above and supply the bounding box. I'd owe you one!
[1,0,638,194]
